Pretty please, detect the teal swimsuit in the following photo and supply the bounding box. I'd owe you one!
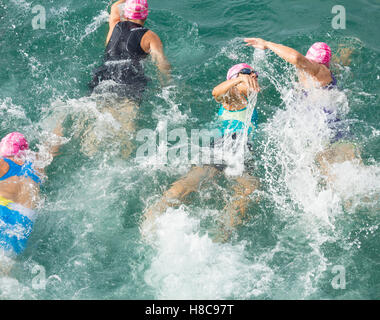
[217,105,258,137]
[209,98,258,171]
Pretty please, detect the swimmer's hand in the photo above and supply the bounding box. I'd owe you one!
[244,38,268,50]
[238,73,260,93]
[212,73,259,102]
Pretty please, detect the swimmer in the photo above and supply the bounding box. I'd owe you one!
[90,0,171,96]
[244,39,336,89]
[244,38,361,185]
[84,0,172,158]
[141,64,261,242]
[0,128,63,275]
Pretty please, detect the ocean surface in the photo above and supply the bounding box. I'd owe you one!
[0,0,379,299]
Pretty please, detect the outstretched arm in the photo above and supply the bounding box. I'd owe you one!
[244,38,321,77]
[106,0,125,45]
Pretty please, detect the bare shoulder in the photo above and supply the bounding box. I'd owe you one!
[141,30,163,53]
[143,30,162,43]
[316,64,333,85]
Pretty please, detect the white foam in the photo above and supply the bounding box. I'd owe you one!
[144,207,273,299]
[0,98,28,120]
[261,86,352,223]
[10,0,31,11]
[329,160,380,210]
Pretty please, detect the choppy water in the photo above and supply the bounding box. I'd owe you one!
[0,0,379,299]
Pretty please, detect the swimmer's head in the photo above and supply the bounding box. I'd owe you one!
[123,0,149,21]
[0,132,29,158]
[306,42,332,67]
[226,63,255,80]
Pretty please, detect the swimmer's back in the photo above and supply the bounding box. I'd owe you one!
[89,21,151,100]
[105,21,149,62]
[0,158,41,209]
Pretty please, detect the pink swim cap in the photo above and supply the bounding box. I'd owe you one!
[226,63,254,80]
[0,132,29,158]
[124,0,149,20]
[305,42,332,67]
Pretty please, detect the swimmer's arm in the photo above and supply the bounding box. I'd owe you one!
[106,0,125,45]
[212,72,261,102]
[245,38,320,77]
[0,159,8,179]
[143,31,172,84]
[212,78,244,102]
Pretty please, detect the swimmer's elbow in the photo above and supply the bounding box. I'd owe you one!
[212,94,222,103]
[212,88,222,101]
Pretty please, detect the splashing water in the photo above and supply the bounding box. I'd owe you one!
[144,207,274,300]
[1,0,379,300]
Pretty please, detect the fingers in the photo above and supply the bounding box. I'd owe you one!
[250,73,260,92]
[243,74,259,93]
[243,75,253,89]
[244,37,267,50]
[238,74,260,93]
[253,79,260,92]
[244,37,258,45]
[246,75,255,91]
[249,77,255,91]
[245,76,255,93]
[250,78,256,92]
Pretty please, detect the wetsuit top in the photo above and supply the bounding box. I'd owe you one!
[89,21,150,100]
[105,21,149,62]
[0,158,42,184]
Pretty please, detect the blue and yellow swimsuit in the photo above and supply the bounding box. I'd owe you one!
[0,158,41,256]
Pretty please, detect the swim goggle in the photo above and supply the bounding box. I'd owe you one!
[239,68,259,78]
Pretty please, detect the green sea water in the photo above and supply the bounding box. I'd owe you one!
[0,0,379,299]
